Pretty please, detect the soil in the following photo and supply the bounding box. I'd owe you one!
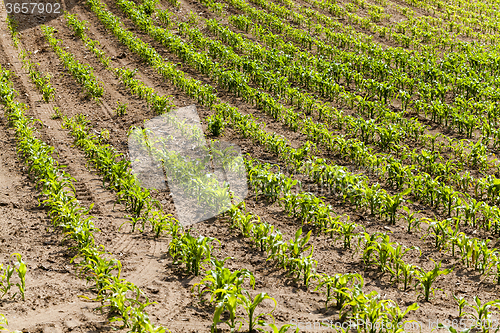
[0,0,499,332]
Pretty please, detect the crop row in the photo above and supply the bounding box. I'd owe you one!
[65,13,175,115]
[63,112,291,332]
[0,62,167,332]
[152,0,500,235]
[246,157,500,284]
[6,16,56,102]
[215,0,500,138]
[41,25,104,100]
[95,0,500,241]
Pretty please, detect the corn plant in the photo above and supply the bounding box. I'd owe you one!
[341,289,391,333]
[400,206,422,233]
[168,232,218,276]
[51,107,63,120]
[98,277,153,328]
[251,222,274,252]
[314,273,363,310]
[454,294,467,317]
[396,261,418,291]
[0,263,14,299]
[149,210,176,238]
[460,296,500,333]
[287,228,312,259]
[193,257,255,303]
[239,291,277,333]
[115,101,128,116]
[424,219,454,251]
[384,190,410,225]
[207,114,225,136]
[362,233,392,272]
[11,254,26,301]
[117,184,152,230]
[384,302,420,333]
[239,212,256,238]
[289,255,317,288]
[414,260,452,301]
[73,245,122,292]
[329,219,362,249]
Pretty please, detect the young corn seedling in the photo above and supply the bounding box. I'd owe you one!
[251,222,274,252]
[287,228,313,259]
[384,190,410,225]
[168,232,218,276]
[239,291,277,333]
[290,255,318,288]
[384,301,420,333]
[0,314,7,331]
[50,107,63,120]
[314,273,363,310]
[239,212,256,238]
[99,277,153,328]
[362,234,394,273]
[149,210,176,238]
[424,219,453,251]
[453,294,467,317]
[11,254,26,301]
[266,232,286,267]
[400,207,422,233]
[342,289,391,333]
[73,245,122,292]
[115,101,128,116]
[212,289,241,333]
[415,260,452,302]
[330,219,362,250]
[193,257,255,303]
[396,261,418,291]
[461,296,500,333]
[0,263,14,299]
[389,244,420,285]
[207,114,225,136]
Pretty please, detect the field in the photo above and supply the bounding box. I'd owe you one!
[0,0,500,331]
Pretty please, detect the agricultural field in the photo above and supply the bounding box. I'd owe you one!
[1,0,500,331]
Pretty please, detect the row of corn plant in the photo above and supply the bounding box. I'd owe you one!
[90,0,500,245]
[206,0,500,144]
[0,63,167,332]
[62,114,181,235]
[0,254,26,301]
[61,113,287,332]
[64,13,175,115]
[40,25,104,100]
[245,157,454,299]
[115,0,500,237]
[6,16,55,102]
